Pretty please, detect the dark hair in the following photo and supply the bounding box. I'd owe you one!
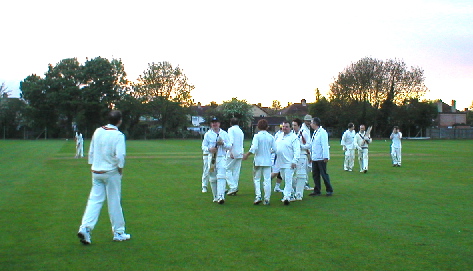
[108,110,122,126]
[230,117,239,126]
[292,118,302,127]
[282,121,291,127]
[312,117,321,126]
[348,123,354,129]
[393,126,399,129]
[257,119,268,130]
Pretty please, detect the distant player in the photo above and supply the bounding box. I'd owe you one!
[390,126,402,167]
[340,123,356,171]
[75,132,84,158]
[354,124,372,173]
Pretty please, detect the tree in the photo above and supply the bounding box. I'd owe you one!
[329,57,429,135]
[133,61,194,138]
[21,57,126,138]
[218,98,253,132]
[1,82,10,98]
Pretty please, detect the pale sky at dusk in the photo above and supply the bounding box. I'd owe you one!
[1,0,472,110]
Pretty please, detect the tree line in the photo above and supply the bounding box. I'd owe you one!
[1,56,464,139]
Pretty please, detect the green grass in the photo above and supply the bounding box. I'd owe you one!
[0,138,472,270]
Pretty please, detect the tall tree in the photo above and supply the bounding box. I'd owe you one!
[133,61,194,138]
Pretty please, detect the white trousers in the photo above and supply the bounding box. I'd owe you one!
[358,148,369,171]
[253,166,272,201]
[209,156,226,201]
[226,157,242,192]
[80,170,125,234]
[344,149,355,170]
[76,143,84,157]
[281,168,295,200]
[391,147,402,165]
[202,155,209,188]
[293,156,308,199]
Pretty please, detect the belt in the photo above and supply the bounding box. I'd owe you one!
[361,147,368,149]
[92,170,108,174]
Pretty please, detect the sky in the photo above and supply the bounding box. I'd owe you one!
[1,0,472,110]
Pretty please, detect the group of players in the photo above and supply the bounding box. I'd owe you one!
[201,115,403,206]
[201,115,334,206]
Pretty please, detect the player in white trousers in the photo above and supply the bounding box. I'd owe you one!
[77,110,130,245]
[275,121,300,205]
[340,123,356,171]
[201,148,210,193]
[292,118,310,201]
[226,118,244,196]
[390,126,402,167]
[354,124,372,173]
[202,117,231,204]
[75,132,84,158]
[243,119,277,205]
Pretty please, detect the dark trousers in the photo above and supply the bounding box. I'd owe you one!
[312,160,333,194]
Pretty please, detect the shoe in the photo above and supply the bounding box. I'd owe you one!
[113,232,131,242]
[282,198,290,205]
[77,227,91,245]
[296,196,303,201]
[363,170,368,173]
[274,186,283,192]
[397,164,401,167]
[309,192,321,196]
[348,169,353,172]
[218,198,225,204]
[263,200,270,205]
[202,187,207,193]
[326,192,333,196]
[227,189,238,196]
[304,185,314,191]
[254,197,262,205]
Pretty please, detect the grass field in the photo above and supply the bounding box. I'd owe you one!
[0,138,472,270]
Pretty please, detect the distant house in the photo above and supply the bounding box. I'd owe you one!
[279,99,309,117]
[251,116,287,135]
[435,100,467,127]
[188,102,211,135]
[251,104,270,117]
[427,100,471,139]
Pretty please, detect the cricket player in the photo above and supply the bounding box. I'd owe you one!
[340,123,356,171]
[202,117,231,204]
[354,124,372,173]
[243,119,277,205]
[226,118,244,196]
[275,121,300,205]
[77,110,130,245]
[75,132,84,158]
[292,118,310,200]
[390,126,402,167]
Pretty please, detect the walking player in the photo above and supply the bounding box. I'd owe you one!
[354,124,372,173]
[202,117,231,204]
[340,123,356,171]
[292,118,310,200]
[77,110,130,245]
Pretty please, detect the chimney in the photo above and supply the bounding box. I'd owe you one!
[451,100,456,112]
[437,100,443,113]
[301,99,307,106]
[257,103,262,107]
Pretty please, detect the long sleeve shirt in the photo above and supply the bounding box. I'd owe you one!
[88,124,126,171]
[248,130,276,167]
[275,132,300,168]
[341,129,356,149]
[202,128,231,157]
[227,125,245,158]
[310,126,330,161]
[354,131,372,150]
[293,129,311,158]
[390,132,402,148]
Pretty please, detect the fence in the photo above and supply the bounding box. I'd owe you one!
[426,127,473,139]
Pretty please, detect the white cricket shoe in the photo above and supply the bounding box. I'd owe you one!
[202,187,207,193]
[78,227,91,245]
[113,232,131,242]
